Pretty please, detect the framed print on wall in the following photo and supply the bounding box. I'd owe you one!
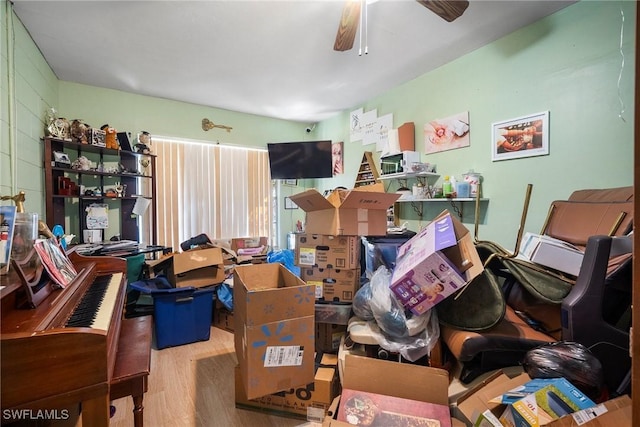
[491,111,549,161]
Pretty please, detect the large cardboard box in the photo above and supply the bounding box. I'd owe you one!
[518,232,584,276]
[322,355,453,427]
[147,247,226,288]
[390,210,484,315]
[301,266,361,302]
[289,184,400,236]
[235,353,341,422]
[296,234,360,270]
[234,263,316,400]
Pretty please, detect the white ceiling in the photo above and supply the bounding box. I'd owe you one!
[12,0,576,124]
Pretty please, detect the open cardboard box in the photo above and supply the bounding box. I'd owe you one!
[390,210,484,315]
[322,354,460,426]
[146,247,225,288]
[289,183,400,236]
[453,369,531,425]
[234,263,316,400]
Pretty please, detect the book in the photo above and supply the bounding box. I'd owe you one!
[0,206,17,274]
[34,238,78,288]
[337,388,451,427]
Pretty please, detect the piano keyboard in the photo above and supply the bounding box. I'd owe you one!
[65,272,123,331]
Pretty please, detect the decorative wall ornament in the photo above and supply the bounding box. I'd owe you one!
[424,111,470,154]
[202,118,232,133]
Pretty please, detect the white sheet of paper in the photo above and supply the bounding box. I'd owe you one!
[133,197,151,216]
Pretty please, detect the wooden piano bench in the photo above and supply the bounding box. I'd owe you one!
[110,316,153,427]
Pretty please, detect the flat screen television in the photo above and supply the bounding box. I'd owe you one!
[267,140,333,179]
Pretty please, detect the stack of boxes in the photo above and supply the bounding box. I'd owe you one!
[289,184,400,354]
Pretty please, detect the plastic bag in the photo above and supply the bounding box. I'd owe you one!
[267,249,300,277]
[363,265,440,361]
[523,341,603,399]
[216,282,233,311]
[352,280,375,321]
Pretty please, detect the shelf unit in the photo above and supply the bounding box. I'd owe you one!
[354,151,380,188]
[379,171,487,220]
[43,137,157,244]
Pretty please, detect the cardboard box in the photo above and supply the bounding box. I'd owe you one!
[545,395,631,426]
[147,247,226,288]
[498,378,596,427]
[316,323,347,353]
[235,353,341,422]
[296,234,360,270]
[390,210,484,315]
[336,388,451,425]
[289,184,400,236]
[234,263,316,400]
[301,266,361,302]
[322,355,452,427]
[231,236,268,255]
[213,300,234,333]
[518,232,584,276]
[454,370,531,425]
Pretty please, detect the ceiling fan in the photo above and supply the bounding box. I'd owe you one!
[334,0,470,52]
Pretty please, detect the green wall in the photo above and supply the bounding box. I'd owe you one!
[317,0,636,248]
[2,0,636,249]
[1,0,59,217]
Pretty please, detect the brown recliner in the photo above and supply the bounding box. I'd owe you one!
[440,186,633,385]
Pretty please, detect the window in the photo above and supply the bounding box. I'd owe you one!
[153,137,272,251]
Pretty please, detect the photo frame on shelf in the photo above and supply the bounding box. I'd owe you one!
[491,111,549,161]
[284,197,298,210]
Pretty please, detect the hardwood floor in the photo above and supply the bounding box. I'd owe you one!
[110,325,316,427]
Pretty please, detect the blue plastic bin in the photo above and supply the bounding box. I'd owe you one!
[130,278,215,349]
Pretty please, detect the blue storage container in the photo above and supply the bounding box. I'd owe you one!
[130,278,215,349]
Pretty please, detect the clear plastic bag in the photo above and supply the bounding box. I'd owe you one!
[362,266,440,362]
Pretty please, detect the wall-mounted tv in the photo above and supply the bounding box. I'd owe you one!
[267,140,333,180]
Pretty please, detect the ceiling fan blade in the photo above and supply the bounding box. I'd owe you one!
[334,1,362,52]
[416,0,469,22]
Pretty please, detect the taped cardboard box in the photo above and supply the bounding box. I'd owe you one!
[235,353,341,422]
[390,210,484,315]
[234,263,316,400]
[322,354,453,427]
[296,234,360,270]
[147,247,225,288]
[301,266,361,302]
[289,183,400,236]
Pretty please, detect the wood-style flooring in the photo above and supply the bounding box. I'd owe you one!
[110,325,315,427]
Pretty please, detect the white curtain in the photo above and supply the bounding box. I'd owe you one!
[153,137,272,251]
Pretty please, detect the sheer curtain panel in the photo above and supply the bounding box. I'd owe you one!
[153,137,271,251]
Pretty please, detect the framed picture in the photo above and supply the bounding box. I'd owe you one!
[284,197,298,210]
[283,179,297,186]
[491,111,549,161]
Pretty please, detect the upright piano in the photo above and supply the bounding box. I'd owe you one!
[1,250,129,426]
